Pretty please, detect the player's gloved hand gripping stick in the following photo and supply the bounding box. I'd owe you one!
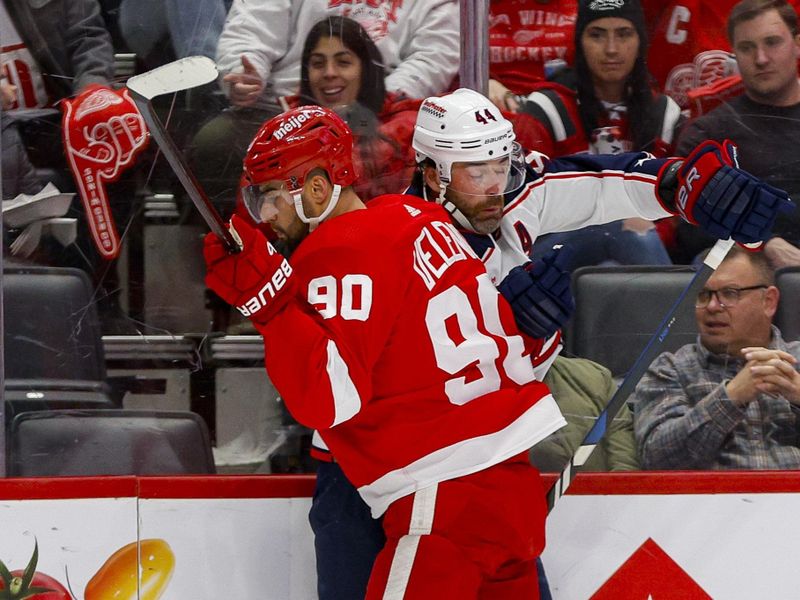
[548,140,796,511]
[126,56,241,254]
[128,57,295,325]
[203,215,295,327]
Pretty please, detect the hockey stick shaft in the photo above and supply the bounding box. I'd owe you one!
[546,237,735,512]
[127,58,239,253]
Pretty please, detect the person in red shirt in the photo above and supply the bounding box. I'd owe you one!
[204,90,793,597]
[643,0,800,108]
[518,0,684,265]
[488,0,579,110]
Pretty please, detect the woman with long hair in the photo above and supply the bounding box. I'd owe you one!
[519,0,684,266]
[284,16,420,201]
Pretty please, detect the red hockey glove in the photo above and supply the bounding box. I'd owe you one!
[203,214,295,327]
[660,139,794,245]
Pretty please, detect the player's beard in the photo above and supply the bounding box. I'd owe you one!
[272,221,310,257]
[464,195,504,234]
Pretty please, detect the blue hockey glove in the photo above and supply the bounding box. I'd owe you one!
[669,139,794,245]
[498,245,575,340]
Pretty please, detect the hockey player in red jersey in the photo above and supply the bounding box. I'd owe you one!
[205,105,568,598]
[204,93,792,598]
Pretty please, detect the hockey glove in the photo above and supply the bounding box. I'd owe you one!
[203,214,295,327]
[663,139,794,245]
[498,245,575,340]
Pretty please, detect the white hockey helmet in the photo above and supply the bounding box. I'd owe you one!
[412,88,525,230]
[413,88,522,180]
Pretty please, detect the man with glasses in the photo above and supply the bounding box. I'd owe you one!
[633,246,800,469]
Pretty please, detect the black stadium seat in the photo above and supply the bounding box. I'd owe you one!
[775,266,800,342]
[7,409,215,476]
[2,266,165,426]
[565,266,698,378]
[3,266,118,423]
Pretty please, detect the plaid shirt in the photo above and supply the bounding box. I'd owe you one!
[632,326,800,469]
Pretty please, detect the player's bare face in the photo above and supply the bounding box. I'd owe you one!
[733,10,800,106]
[307,36,363,108]
[447,158,509,234]
[695,255,775,356]
[581,18,639,97]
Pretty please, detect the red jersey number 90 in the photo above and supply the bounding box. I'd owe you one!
[308,274,373,321]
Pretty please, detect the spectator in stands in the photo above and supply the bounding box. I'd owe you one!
[487,0,579,112]
[675,0,800,268]
[531,355,639,472]
[643,0,743,110]
[1,0,115,174]
[633,246,800,469]
[518,0,682,268]
[286,16,420,201]
[189,0,459,211]
[1,78,42,199]
[1,0,138,332]
[643,0,800,109]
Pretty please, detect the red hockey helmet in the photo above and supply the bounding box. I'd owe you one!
[242,106,357,221]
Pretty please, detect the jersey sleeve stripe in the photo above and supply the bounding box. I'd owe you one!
[503,170,659,214]
[326,339,362,426]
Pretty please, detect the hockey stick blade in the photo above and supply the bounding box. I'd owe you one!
[128,57,239,253]
[546,237,735,512]
[127,56,219,100]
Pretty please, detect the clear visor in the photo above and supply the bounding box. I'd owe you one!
[446,142,527,198]
[241,184,294,224]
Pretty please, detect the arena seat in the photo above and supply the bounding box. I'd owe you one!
[775,266,800,342]
[565,266,698,378]
[7,409,215,476]
[2,266,164,426]
[3,266,119,421]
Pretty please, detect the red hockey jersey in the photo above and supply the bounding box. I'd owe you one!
[520,82,683,157]
[489,0,578,94]
[644,0,800,108]
[260,195,565,517]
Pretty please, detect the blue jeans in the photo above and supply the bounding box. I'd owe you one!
[309,461,553,599]
[118,0,226,59]
[532,221,672,269]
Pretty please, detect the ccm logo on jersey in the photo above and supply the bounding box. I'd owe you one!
[237,258,293,317]
[678,166,701,212]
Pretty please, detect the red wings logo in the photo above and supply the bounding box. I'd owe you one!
[666,50,737,109]
[62,85,149,259]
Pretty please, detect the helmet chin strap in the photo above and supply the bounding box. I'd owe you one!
[432,182,479,233]
[292,184,342,232]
